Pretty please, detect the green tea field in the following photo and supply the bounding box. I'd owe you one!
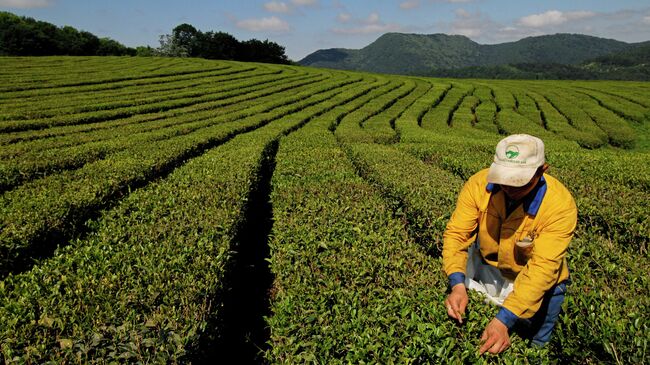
[0,57,648,364]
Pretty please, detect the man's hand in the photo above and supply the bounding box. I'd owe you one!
[479,318,510,355]
[444,283,468,324]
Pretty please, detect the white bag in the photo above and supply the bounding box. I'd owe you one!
[465,242,514,306]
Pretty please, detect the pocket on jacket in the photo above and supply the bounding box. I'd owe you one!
[514,238,534,266]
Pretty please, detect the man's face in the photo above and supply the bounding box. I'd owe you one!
[501,177,538,201]
[500,163,548,201]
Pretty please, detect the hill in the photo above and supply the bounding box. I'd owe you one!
[433,42,650,80]
[299,33,635,76]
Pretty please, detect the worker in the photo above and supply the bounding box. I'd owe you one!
[442,134,577,355]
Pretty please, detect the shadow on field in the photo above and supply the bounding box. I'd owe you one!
[189,141,277,364]
[1,127,261,280]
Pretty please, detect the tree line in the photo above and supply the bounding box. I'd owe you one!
[0,12,291,64]
[431,61,650,81]
[0,11,135,56]
[150,23,290,64]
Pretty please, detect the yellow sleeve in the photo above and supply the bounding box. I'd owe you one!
[503,198,577,318]
[442,175,482,277]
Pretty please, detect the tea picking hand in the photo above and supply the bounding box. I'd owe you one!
[445,283,468,324]
[479,318,510,355]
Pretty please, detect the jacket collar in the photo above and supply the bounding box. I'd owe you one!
[486,176,547,216]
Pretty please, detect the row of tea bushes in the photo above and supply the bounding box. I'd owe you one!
[0,74,360,276]
[0,71,376,363]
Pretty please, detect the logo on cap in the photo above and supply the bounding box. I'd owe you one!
[505,145,520,159]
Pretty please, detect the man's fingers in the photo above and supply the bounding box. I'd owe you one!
[446,305,463,323]
[459,302,467,314]
[446,303,458,320]
[445,293,466,324]
[488,340,503,354]
[479,334,496,355]
[480,337,509,355]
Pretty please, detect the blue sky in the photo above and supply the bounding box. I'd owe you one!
[2,0,650,61]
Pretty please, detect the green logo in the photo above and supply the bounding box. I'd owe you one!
[505,145,520,159]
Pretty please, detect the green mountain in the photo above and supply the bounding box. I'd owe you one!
[299,33,633,76]
[433,41,650,80]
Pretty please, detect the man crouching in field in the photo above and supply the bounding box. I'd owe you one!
[442,134,577,355]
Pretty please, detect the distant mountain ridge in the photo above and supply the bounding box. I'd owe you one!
[299,33,642,76]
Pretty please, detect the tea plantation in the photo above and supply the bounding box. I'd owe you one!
[0,57,648,363]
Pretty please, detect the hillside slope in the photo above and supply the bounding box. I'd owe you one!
[433,41,650,80]
[299,33,632,75]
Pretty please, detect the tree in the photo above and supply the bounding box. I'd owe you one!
[0,11,134,56]
[239,38,290,64]
[156,23,292,64]
[171,23,199,56]
[97,38,136,56]
[195,31,239,60]
[79,31,100,55]
[136,45,156,57]
[156,34,189,57]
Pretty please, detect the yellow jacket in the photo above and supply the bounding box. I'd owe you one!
[443,168,577,323]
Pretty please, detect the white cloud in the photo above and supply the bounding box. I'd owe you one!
[518,10,595,28]
[337,13,351,23]
[454,27,482,37]
[0,0,51,8]
[264,0,317,14]
[291,0,317,6]
[332,23,402,35]
[366,12,380,24]
[400,0,420,10]
[455,8,470,18]
[431,6,650,44]
[264,1,290,13]
[236,16,290,32]
[446,9,493,39]
[332,12,402,34]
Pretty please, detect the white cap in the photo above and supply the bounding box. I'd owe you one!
[487,134,545,187]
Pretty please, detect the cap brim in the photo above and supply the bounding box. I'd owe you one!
[487,162,538,187]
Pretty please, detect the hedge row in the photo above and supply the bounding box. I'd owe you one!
[0,72,324,145]
[534,89,609,148]
[0,71,317,156]
[0,73,331,191]
[396,119,648,252]
[0,61,239,100]
[0,73,360,276]
[574,86,649,122]
[0,69,381,364]
[1,65,273,120]
[0,68,317,132]
[334,79,405,144]
[0,63,259,113]
[553,88,636,148]
[420,82,473,131]
[467,85,499,134]
[343,99,648,363]
[267,87,551,363]
[526,91,602,149]
[362,78,432,143]
[449,94,479,130]
[511,88,543,127]
[0,57,231,92]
